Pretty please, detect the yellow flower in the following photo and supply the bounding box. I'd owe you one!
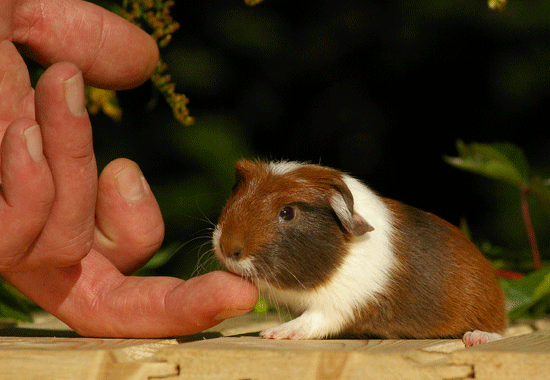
[85,87,122,121]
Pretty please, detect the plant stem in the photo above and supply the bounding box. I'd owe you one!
[521,184,542,271]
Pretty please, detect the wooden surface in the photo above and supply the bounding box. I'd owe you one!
[1,312,549,380]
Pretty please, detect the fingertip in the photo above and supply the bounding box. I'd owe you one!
[23,124,45,163]
[1,118,53,199]
[215,271,260,313]
[35,62,87,124]
[101,158,149,202]
[0,119,54,270]
[36,62,82,95]
[173,271,259,329]
[83,12,160,90]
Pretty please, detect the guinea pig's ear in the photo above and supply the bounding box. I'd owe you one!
[232,159,257,191]
[329,180,374,236]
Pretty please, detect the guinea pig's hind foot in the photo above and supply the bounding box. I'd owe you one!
[462,330,502,347]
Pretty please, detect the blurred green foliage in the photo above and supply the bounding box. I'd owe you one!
[446,141,550,318]
[129,0,550,313]
[503,267,550,319]
[445,141,531,188]
[0,281,35,323]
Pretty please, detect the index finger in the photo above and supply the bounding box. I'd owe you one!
[12,0,159,89]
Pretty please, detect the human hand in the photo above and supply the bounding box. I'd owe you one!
[0,0,258,337]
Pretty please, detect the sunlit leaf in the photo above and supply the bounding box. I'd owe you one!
[444,140,529,187]
[503,267,550,318]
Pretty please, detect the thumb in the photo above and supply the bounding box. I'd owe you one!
[94,158,164,274]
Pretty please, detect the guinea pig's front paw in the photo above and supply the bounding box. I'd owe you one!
[260,313,336,340]
[260,322,306,340]
[462,330,503,347]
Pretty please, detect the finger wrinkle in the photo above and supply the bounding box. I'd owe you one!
[38,221,95,267]
[45,141,96,172]
[0,253,27,272]
[11,0,44,43]
[81,10,108,80]
[68,147,96,166]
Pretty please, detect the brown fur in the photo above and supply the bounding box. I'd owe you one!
[346,199,507,338]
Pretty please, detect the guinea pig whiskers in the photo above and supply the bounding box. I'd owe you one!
[185,232,221,278]
[192,246,217,277]
[185,198,218,228]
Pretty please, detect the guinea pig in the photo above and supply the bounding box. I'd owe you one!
[213,159,507,346]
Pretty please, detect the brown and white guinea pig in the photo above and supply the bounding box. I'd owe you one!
[213,159,507,345]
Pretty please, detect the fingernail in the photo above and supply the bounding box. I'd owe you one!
[24,125,44,162]
[114,166,146,202]
[213,308,249,322]
[63,71,86,117]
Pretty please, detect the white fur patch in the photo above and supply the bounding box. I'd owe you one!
[267,161,305,175]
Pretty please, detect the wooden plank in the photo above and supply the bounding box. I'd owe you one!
[155,327,550,380]
[0,337,179,380]
[1,312,550,380]
[156,336,473,380]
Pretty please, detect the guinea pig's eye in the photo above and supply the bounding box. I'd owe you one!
[279,206,295,222]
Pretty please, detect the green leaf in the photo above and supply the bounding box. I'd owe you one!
[133,242,182,276]
[0,280,33,322]
[0,303,32,322]
[533,271,550,300]
[444,140,530,187]
[503,266,550,319]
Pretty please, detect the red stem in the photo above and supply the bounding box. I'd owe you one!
[495,269,525,280]
[521,184,542,271]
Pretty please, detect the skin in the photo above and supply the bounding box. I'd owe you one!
[0,0,257,338]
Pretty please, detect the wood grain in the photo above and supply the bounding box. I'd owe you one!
[156,336,473,380]
[0,313,549,380]
[0,337,179,380]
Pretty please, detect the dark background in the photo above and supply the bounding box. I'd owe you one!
[91,0,550,278]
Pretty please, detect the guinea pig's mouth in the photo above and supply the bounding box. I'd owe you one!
[212,229,258,279]
[217,253,258,279]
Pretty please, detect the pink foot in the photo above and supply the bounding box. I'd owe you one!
[462,330,502,347]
